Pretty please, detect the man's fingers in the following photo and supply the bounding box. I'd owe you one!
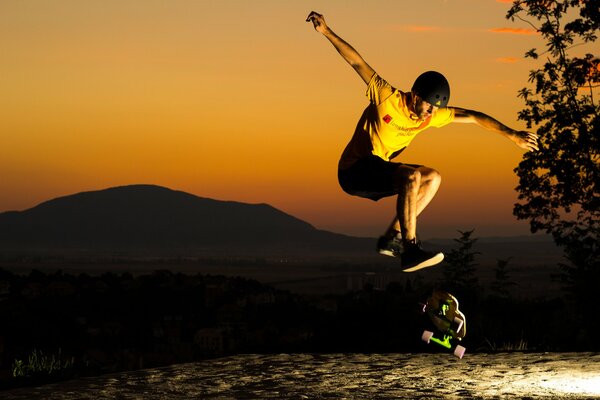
[306,11,322,22]
[528,134,539,151]
[306,11,324,30]
[527,139,539,151]
[519,131,539,151]
[516,131,539,152]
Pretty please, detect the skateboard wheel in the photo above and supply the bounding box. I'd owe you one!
[454,345,466,359]
[422,330,433,344]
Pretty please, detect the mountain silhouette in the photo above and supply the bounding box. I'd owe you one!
[0,184,369,255]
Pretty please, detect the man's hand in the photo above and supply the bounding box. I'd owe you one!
[305,11,375,84]
[306,11,328,34]
[512,130,539,152]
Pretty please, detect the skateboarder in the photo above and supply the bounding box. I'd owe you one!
[306,11,539,272]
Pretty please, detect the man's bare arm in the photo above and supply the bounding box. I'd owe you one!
[450,107,539,152]
[306,11,375,84]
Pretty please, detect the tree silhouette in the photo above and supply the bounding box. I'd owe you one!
[506,1,599,301]
[442,230,480,298]
[490,258,517,299]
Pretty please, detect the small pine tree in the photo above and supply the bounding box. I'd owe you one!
[442,230,480,297]
[490,258,517,299]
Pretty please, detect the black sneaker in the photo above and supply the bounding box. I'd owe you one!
[377,235,403,257]
[400,241,444,272]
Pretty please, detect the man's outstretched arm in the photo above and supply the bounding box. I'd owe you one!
[306,11,375,84]
[450,107,539,152]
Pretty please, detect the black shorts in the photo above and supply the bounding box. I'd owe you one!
[338,155,422,201]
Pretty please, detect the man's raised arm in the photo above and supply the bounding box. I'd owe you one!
[450,107,539,152]
[306,11,375,84]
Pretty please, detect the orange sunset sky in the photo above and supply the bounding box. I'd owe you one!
[1,1,594,238]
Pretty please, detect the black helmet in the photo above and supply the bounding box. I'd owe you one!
[411,71,450,107]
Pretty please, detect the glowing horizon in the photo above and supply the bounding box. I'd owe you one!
[1,1,593,238]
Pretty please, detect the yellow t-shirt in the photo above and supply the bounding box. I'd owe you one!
[338,74,455,170]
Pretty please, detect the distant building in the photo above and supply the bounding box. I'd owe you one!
[21,282,42,298]
[313,297,338,313]
[46,281,76,297]
[194,328,226,355]
[0,280,10,302]
[347,273,392,291]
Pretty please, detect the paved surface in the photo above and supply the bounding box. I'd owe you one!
[3,353,600,399]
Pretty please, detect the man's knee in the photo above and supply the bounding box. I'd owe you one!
[429,169,442,187]
[395,167,422,188]
[420,167,442,187]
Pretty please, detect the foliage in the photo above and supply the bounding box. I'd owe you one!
[490,258,517,298]
[484,337,529,352]
[442,230,480,298]
[506,1,599,297]
[12,349,75,379]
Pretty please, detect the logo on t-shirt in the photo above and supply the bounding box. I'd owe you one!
[383,114,392,124]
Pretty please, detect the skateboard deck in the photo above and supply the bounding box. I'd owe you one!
[420,290,467,358]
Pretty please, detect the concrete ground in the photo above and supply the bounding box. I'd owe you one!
[3,352,600,399]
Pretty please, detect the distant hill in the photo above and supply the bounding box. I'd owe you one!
[0,185,370,256]
[0,184,566,266]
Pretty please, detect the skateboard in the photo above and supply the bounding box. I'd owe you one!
[420,290,467,358]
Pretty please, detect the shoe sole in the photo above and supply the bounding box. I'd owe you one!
[378,249,397,258]
[402,252,444,272]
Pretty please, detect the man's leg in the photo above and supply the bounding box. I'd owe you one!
[394,165,422,242]
[385,166,442,238]
[377,164,444,270]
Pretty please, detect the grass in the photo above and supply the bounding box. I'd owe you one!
[11,348,75,379]
[483,338,529,352]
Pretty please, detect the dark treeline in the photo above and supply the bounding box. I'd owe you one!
[0,255,595,389]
